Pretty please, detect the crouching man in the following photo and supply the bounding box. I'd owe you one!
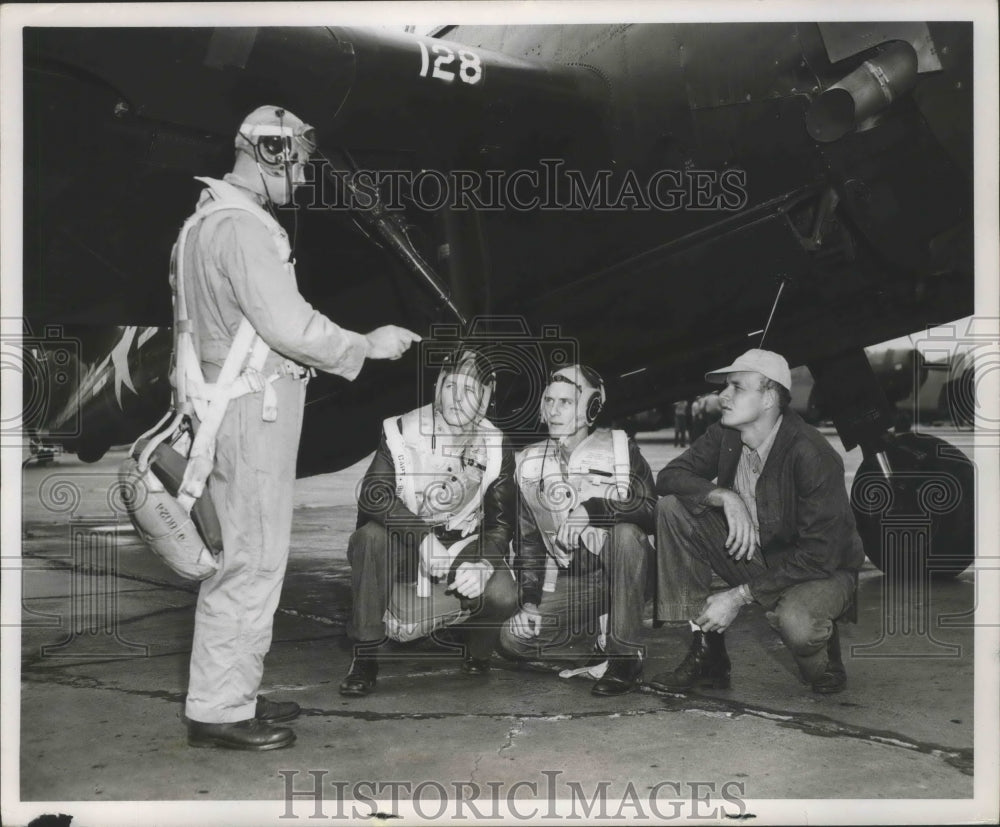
[500,365,657,696]
[339,347,518,696]
[649,349,865,695]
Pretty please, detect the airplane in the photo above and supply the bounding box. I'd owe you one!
[19,22,976,577]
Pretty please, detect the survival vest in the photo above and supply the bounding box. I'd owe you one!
[382,404,504,536]
[516,428,630,560]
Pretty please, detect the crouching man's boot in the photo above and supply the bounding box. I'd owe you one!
[810,625,847,694]
[339,647,379,697]
[591,653,643,696]
[648,630,731,691]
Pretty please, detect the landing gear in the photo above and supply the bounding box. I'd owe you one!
[76,441,108,464]
[851,432,975,578]
[810,348,975,580]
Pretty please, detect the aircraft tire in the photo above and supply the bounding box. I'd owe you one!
[76,442,108,464]
[850,433,975,579]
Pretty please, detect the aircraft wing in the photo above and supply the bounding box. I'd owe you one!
[20,22,974,473]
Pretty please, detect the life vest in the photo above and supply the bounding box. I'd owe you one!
[516,427,630,559]
[382,404,503,535]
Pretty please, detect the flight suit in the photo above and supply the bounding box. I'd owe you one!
[182,174,369,724]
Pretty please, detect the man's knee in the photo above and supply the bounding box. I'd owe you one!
[498,621,531,657]
[347,523,380,570]
[610,522,647,553]
[608,523,652,582]
[656,495,700,552]
[656,494,690,528]
[771,603,831,654]
[483,569,519,619]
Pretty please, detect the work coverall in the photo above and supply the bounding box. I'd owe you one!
[182,173,369,724]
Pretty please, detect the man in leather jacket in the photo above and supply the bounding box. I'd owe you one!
[500,365,657,696]
[339,347,518,696]
[648,349,865,695]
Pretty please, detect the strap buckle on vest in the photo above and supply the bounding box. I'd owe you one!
[276,360,313,380]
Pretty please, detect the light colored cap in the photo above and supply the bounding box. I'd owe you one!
[704,349,792,391]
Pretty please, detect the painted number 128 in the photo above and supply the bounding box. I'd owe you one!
[418,41,483,85]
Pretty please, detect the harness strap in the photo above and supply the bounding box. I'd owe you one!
[445,423,502,533]
[177,318,259,509]
[611,429,630,501]
[170,178,298,510]
[383,417,417,513]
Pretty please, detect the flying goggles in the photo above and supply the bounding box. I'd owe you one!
[239,117,317,175]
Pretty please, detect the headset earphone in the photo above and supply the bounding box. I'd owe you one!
[540,365,606,427]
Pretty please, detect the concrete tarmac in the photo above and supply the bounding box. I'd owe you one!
[10,428,984,823]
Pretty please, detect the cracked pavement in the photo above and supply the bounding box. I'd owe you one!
[13,435,979,809]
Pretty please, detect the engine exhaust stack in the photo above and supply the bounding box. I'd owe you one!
[806,40,919,143]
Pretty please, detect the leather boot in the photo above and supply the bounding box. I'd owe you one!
[339,650,379,697]
[648,630,731,691]
[461,656,492,676]
[591,653,643,696]
[811,624,847,694]
[188,718,295,751]
[255,695,301,723]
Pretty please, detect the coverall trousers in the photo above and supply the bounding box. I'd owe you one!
[655,495,855,682]
[499,523,654,660]
[347,521,519,659]
[185,377,306,723]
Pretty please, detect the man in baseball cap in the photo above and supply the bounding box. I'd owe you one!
[648,349,865,696]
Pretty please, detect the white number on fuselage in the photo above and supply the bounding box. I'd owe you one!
[417,41,483,85]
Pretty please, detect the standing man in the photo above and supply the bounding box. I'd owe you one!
[672,399,689,447]
[500,365,657,696]
[180,105,420,750]
[339,346,518,696]
[649,349,864,695]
